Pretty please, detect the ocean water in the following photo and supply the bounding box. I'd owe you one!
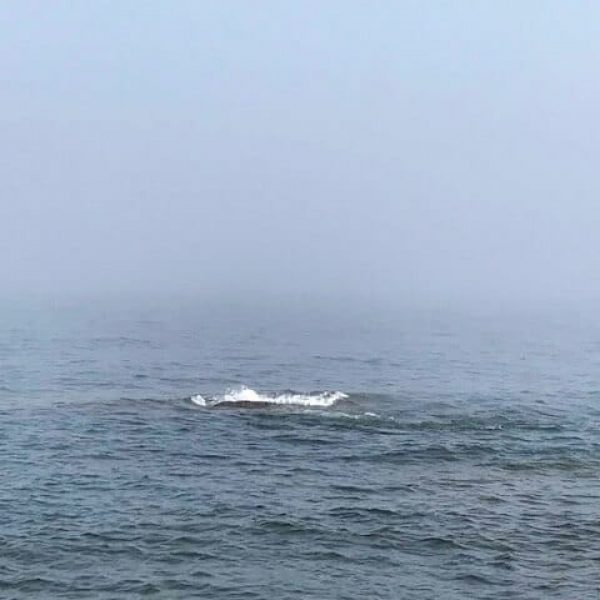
[1,298,600,599]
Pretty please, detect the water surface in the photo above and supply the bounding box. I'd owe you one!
[2,300,600,598]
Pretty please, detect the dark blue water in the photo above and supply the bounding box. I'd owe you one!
[2,298,600,598]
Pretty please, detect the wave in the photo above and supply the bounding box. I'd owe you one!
[190,387,348,408]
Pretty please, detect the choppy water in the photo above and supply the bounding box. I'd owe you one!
[2,299,600,598]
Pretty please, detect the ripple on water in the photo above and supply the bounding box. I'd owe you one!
[2,390,600,599]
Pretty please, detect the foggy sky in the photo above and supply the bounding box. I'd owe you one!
[2,1,599,306]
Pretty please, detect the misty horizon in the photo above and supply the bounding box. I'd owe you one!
[2,2,599,307]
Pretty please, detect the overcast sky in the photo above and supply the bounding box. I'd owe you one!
[1,1,599,306]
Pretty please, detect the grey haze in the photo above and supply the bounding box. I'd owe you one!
[1,1,599,307]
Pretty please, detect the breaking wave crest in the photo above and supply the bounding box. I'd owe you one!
[190,387,348,408]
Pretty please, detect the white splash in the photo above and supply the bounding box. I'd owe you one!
[191,387,348,408]
[190,394,207,407]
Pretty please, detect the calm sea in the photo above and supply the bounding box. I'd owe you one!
[1,297,600,599]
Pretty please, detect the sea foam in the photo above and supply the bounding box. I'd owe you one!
[191,387,347,408]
